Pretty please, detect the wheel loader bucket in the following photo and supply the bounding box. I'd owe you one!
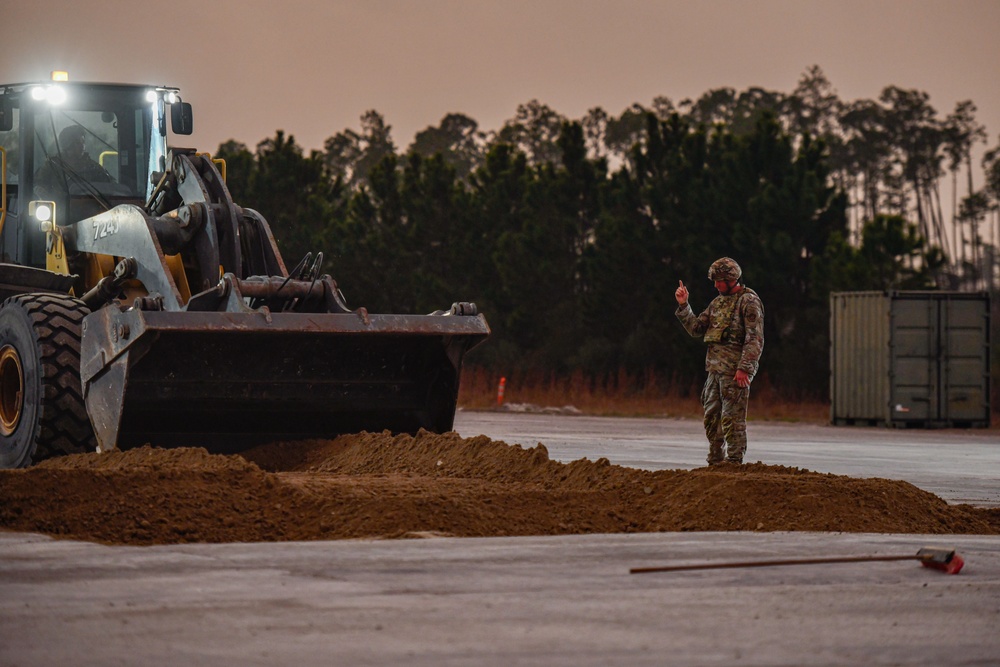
[79,306,489,452]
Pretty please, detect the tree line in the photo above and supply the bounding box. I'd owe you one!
[215,66,998,398]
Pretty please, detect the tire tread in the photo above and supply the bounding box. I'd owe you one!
[7,293,94,461]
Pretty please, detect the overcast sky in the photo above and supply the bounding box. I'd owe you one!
[4,0,999,176]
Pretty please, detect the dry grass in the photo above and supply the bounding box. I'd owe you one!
[457,367,830,423]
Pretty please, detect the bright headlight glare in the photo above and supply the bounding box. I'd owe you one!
[146,90,157,103]
[46,86,67,105]
[166,91,178,104]
[30,86,45,101]
[34,204,53,222]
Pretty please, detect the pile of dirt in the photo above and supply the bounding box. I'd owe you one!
[1,430,998,546]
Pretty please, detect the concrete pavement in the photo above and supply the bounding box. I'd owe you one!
[1,413,998,666]
[1,531,998,666]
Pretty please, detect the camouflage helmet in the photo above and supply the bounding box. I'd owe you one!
[708,257,742,282]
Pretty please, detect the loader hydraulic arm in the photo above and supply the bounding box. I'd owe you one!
[64,149,283,312]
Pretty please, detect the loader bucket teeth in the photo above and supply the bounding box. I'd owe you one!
[80,306,489,452]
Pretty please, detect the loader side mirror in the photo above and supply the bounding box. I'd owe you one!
[170,102,193,135]
[0,97,12,132]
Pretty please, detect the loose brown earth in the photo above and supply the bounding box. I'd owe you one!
[1,430,998,546]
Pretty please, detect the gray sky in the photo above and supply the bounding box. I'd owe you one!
[4,0,999,177]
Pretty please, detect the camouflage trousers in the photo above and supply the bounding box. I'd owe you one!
[700,371,750,464]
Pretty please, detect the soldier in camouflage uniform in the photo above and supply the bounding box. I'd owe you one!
[674,258,764,465]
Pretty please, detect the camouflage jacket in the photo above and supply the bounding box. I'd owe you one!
[675,287,764,379]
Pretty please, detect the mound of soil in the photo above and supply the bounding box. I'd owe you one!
[1,430,997,546]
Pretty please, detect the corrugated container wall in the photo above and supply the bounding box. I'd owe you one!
[830,291,991,428]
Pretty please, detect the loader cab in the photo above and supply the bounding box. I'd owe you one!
[0,79,192,268]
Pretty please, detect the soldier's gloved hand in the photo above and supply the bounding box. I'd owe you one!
[675,280,688,306]
[735,369,751,388]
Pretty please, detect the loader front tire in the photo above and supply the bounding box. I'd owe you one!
[0,294,95,468]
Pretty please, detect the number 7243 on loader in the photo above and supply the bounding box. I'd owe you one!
[0,76,489,468]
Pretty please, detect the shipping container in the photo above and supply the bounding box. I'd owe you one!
[830,291,990,428]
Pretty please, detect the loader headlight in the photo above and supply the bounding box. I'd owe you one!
[28,85,67,106]
[28,201,56,228]
[146,89,179,104]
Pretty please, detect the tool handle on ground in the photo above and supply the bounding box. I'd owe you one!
[630,547,963,575]
[630,554,918,574]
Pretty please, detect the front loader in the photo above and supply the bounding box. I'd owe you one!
[0,75,489,468]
